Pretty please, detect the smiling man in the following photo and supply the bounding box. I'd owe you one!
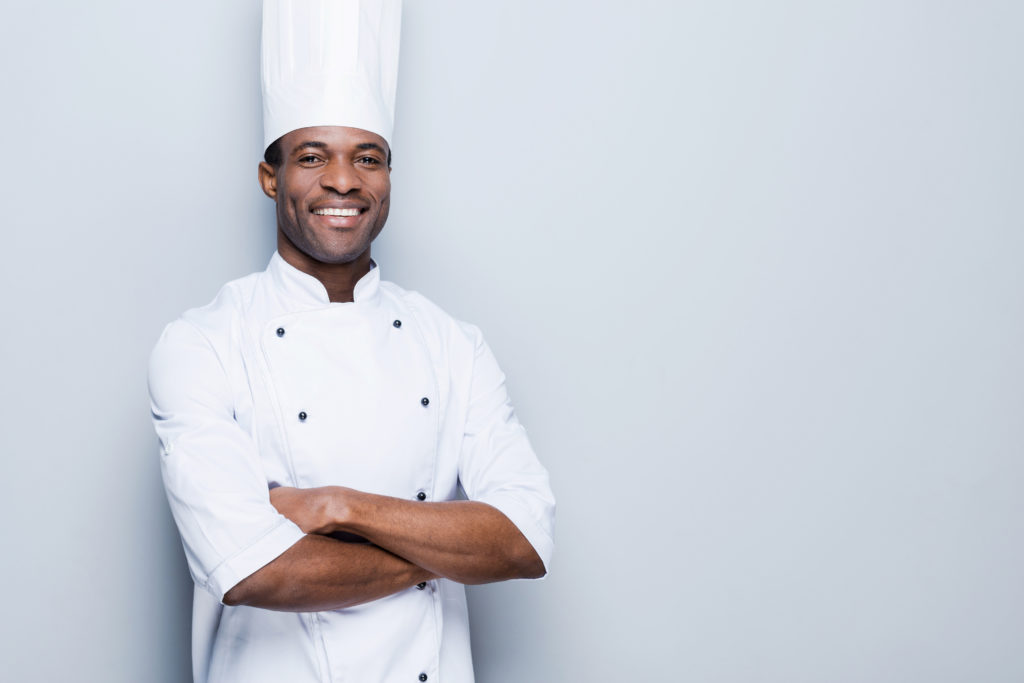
[261,128,393,280]
[147,2,555,682]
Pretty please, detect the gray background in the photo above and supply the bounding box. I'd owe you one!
[1,1,1022,681]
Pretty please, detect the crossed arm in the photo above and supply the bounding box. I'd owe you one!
[152,320,552,613]
[222,486,545,611]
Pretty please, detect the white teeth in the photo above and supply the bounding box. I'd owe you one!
[313,207,361,216]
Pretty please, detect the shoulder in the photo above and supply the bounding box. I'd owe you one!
[179,272,262,340]
[149,272,262,387]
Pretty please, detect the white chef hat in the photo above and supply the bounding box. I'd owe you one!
[261,0,402,153]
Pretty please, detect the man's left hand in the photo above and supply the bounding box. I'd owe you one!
[270,485,346,535]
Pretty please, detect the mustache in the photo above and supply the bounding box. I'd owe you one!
[309,191,369,205]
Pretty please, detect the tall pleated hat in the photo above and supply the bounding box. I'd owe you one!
[261,0,402,153]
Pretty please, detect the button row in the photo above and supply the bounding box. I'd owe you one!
[274,322,425,683]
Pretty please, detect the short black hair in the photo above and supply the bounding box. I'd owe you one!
[264,137,284,167]
[263,137,392,168]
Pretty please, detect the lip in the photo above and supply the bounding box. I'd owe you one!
[311,212,364,229]
[309,200,369,228]
[310,200,367,212]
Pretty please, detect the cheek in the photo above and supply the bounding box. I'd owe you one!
[376,184,391,215]
[283,189,312,223]
[375,197,390,227]
[277,199,297,227]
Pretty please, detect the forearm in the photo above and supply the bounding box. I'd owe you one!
[337,491,544,585]
[222,534,434,611]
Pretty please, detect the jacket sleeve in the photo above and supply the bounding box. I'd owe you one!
[456,329,556,575]
[148,318,306,601]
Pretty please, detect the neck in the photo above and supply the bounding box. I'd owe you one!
[277,232,372,303]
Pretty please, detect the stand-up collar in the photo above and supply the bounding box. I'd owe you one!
[266,251,381,308]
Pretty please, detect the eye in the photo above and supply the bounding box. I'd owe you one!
[298,154,322,164]
[357,155,381,166]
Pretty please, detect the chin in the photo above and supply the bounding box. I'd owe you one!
[318,254,362,265]
[310,245,369,265]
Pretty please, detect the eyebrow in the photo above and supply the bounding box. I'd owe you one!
[356,142,388,156]
[290,141,328,154]
[290,141,388,156]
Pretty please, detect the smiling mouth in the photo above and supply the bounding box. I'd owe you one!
[313,207,362,217]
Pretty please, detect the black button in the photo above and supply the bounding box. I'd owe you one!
[298,411,307,422]
[393,319,402,328]
[276,327,285,337]
[421,397,429,406]
[419,675,428,682]
[416,491,426,501]
[416,582,427,590]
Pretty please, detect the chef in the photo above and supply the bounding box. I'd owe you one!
[147,1,555,681]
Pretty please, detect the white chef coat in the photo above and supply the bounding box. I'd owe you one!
[148,252,555,683]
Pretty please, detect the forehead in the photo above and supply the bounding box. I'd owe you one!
[280,125,389,156]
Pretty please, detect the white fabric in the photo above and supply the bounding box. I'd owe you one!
[261,0,402,151]
[148,253,555,683]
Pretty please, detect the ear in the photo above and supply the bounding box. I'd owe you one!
[258,161,278,200]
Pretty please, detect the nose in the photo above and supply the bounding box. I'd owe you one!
[319,158,361,195]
